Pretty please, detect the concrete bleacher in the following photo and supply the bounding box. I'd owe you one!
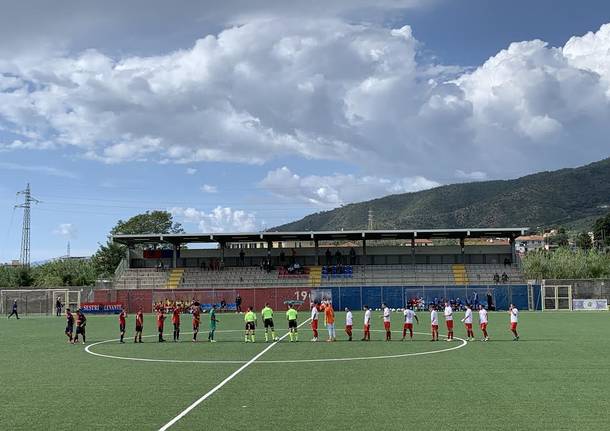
[466,264,525,284]
[113,268,170,289]
[113,263,525,289]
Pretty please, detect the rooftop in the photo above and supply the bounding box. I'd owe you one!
[113,227,529,246]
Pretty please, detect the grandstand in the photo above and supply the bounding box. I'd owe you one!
[113,264,525,290]
[110,228,529,308]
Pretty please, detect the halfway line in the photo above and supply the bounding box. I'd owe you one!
[158,318,312,431]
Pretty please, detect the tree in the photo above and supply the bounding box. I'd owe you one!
[522,247,610,280]
[575,232,593,251]
[32,259,98,287]
[549,228,570,247]
[593,212,610,247]
[111,210,183,235]
[16,267,34,287]
[92,211,184,277]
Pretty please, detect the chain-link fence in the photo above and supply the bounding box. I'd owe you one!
[1,288,82,316]
[543,279,610,301]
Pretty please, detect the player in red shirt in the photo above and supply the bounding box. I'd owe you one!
[172,306,181,342]
[118,307,127,343]
[73,309,87,344]
[134,308,144,343]
[157,309,166,342]
[65,308,74,343]
[192,304,201,342]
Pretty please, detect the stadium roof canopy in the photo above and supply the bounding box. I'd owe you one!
[113,228,529,246]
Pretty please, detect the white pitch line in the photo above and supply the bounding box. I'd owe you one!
[85,330,469,365]
[157,318,311,431]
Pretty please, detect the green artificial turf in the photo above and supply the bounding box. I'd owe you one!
[1,310,609,430]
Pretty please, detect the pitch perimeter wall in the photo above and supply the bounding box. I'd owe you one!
[93,284,539,313]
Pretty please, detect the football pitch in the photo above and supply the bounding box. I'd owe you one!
[2,311,610,430]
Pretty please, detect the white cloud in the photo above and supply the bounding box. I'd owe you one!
[0,161,77,178]
[201,184,218,193]
[170,206,257,232]
[1,20,610,180]
[260,166,439,207]
[53,223,77,239]
[185,168,197,175]
[0,1,429,58]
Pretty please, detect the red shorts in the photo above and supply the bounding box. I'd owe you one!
[480,323,487,330]
[446,320,454,330]
[311,320,318,330]
[465,323,472,330]
[403,323,413,330]
[511,322,518,331]
[431,324,438,331]
[364,324,370,332]
[345,325,352,331]
[383,321,391,331]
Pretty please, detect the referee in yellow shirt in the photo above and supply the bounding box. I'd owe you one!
[286,304,299,342]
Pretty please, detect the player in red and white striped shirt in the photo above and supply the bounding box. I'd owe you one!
[402,306,419,340]
[311,303,319,342]
[509,304,519,341]
[381,303,391,341]
[478,304,489,341]
[444,302,454,342]
[361,306,372,341]
[461,304,474,341]
[345,307,353,341]
[429,305,439,341]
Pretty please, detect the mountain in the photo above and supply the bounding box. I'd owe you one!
[272,158,610,231]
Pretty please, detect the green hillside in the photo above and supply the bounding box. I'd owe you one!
[273,158,610,231]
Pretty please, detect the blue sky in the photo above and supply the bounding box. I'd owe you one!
[1,0,610,262]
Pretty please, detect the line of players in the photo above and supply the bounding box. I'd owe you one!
[64,300,520,344]
[312,301,520,343]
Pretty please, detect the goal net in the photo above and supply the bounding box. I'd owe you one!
[541,284,572,311]
[1,289,81,316]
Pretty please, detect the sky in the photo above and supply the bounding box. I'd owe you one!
[1,0,610,262]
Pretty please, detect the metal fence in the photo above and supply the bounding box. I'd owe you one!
[543,279,610,301]
[0,288,81,316]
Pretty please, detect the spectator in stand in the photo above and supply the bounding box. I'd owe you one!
[239,249,245,266]
[325,248,332,265]
[279,250,286,265]
[349,247,356,265]
[290,248,296,265]
[501,272,509,283]
[235,293,242,313]
[503,257,510,267]
[220,298,226,311]
[493,272,500,284]
[455,297,462,311]
[486,288,494,311]
[335,249,342,265]
[472,291,479,308]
